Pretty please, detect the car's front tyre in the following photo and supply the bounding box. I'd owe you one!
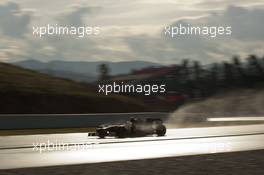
[97,129,107,139]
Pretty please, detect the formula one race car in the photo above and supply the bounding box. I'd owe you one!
[96,118,166,138]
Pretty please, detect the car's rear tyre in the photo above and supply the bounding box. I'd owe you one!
[156,125,166,136]
[116,127,127,138]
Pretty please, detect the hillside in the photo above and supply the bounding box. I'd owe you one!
[12,60,161,82]
[0,63,147,114]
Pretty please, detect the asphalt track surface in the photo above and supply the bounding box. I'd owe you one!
[1,124,264,170]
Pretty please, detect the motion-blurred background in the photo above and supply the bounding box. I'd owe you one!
[0,0,263,116]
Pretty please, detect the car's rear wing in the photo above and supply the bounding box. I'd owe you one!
[146,118,163,123]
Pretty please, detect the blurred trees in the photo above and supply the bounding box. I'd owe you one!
[98,64,110,81]
[96,55,264,102]
[166,55,264,99]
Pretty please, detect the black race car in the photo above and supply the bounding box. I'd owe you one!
[96,118,166,138]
